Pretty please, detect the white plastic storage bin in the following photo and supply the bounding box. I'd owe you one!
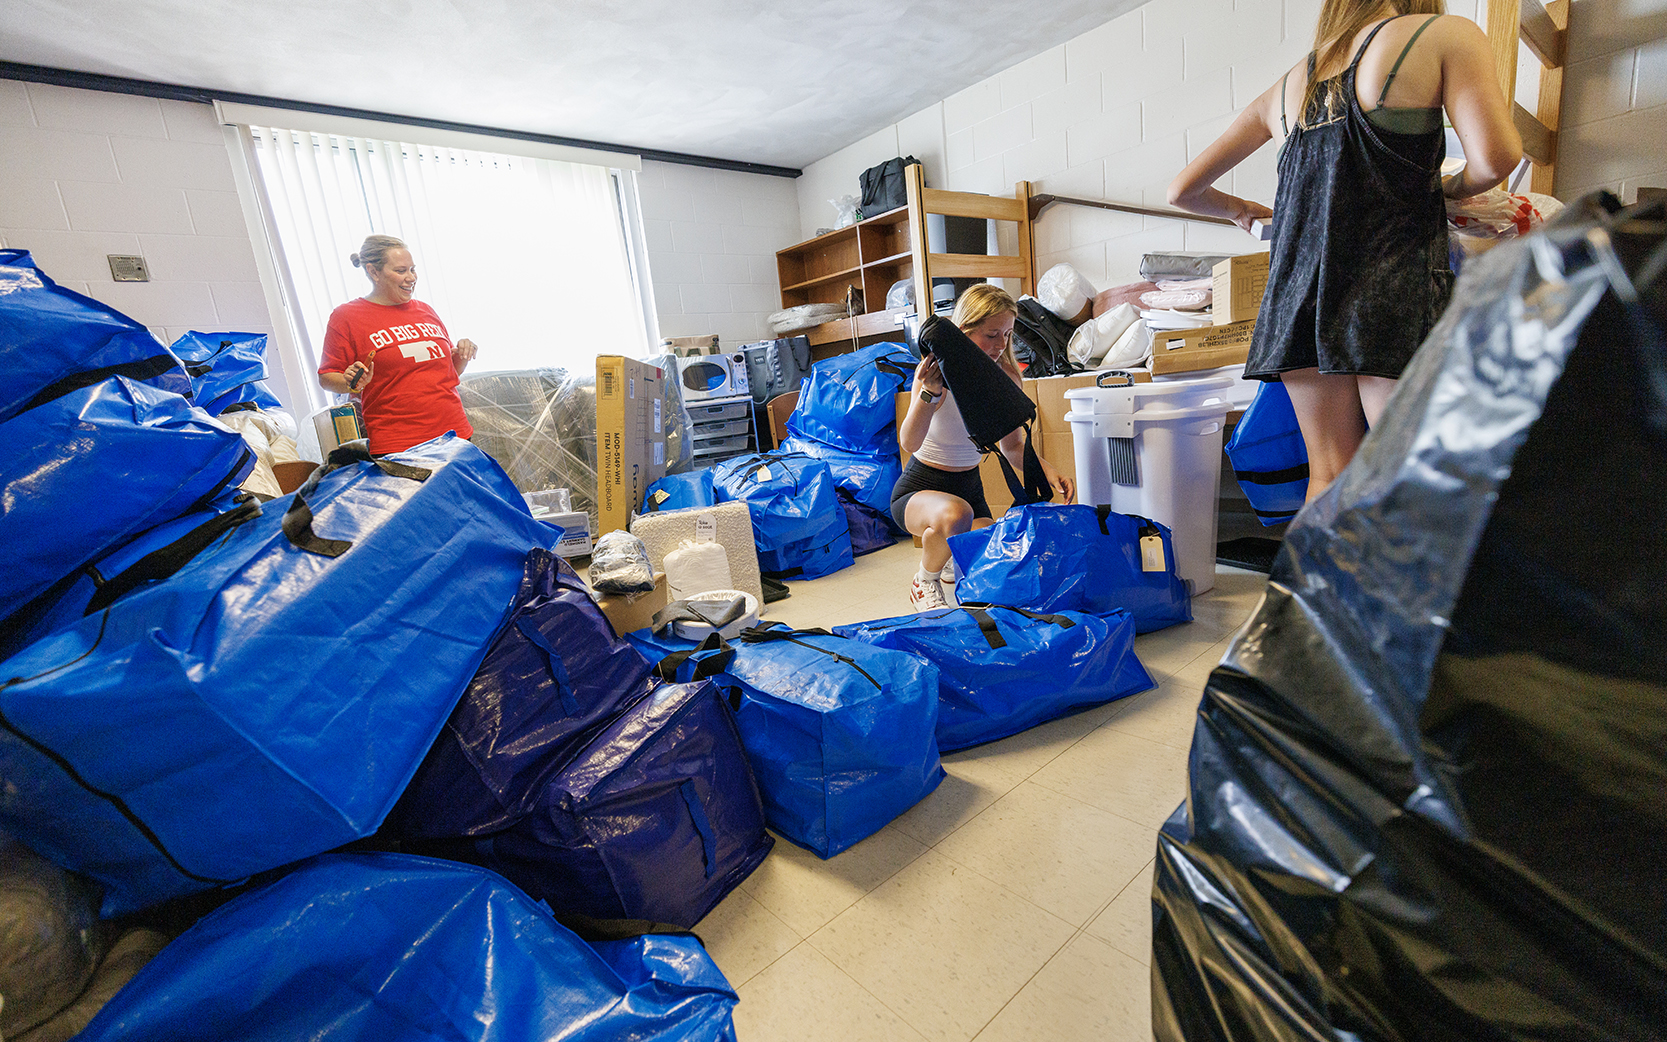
[1064,374,1234,594]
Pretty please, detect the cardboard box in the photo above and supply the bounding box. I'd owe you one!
[592,571,668,636]
[545,510,593,558]
[595,356,670,537]
[1211,253,1269,326]
[1152,320,1256,375]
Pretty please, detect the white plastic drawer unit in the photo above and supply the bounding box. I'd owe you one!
[690,419,750,440]
[687,400,752,424]
[691,435,753,459]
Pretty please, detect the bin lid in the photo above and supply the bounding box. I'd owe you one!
[1063,374,1234,415]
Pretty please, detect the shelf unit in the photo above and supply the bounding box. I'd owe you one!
[774,167,1036,355]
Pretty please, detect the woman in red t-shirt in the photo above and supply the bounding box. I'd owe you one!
[317,234,479,454]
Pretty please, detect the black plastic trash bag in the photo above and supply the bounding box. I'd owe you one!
[1153,194,1666,1042]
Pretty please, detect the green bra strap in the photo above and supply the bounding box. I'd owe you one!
[1376,15,1441,108]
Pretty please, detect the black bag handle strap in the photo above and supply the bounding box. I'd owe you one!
[281,443,432,557]
[959,601,1077,631]
[873,358,913,380]
[83,497,263,614]
[21,354,185,412]
[959,606,1007,649]
[994,425,1055,506]
[651,594,749,635]
[653,633,734,682]
[734,623,834,643]
[1095,504,1114,535]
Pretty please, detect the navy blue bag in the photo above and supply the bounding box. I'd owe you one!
[73,852,740,1042]
[1225,380,1308,525]
[785,342,914,453]
[392,548,653,839]
[642,468,717,513]
[779,433,903,521]
[169,330,284,415]
[837,489,898,556]
[0,249,192,423]
[949,503,1192,633]
[0,375,255,611]
[0,435,558,915]
[462,677,773,927]
[836,604,1155,752]
[658,624,943,857]
[712,450,853,580]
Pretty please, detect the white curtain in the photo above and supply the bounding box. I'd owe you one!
[246,126,649,400]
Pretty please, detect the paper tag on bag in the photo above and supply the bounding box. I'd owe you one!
[695,512,717,543]
[1139,527,1167,572]
[755,465,772,483]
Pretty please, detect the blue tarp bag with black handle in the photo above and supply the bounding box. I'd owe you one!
[712,450,853,580]
[785,341,914,454]
[1224,379,1309,526]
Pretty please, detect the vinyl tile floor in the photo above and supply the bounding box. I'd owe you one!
[697,538,1270,1042]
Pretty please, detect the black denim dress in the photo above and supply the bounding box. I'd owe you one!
[1245,17,1453,381]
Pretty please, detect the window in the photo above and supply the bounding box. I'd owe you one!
[226,108,656,413]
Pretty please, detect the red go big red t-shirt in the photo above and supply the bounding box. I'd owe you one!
[319,297,474,454]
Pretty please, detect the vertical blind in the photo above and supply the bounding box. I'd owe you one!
[246,126,649,402]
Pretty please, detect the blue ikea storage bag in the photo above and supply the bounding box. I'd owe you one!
[1225,380,1309,525]
[659,624,944,857]
[73,852,740,1042]
[712,450,853,580]
[785,342,914,453]
[836,604,1155,752]
[0,249,192,423]
[642,467,717,512]
[0,435,558,915]
[0,375,255,610]
[950,503,1192,633]
[392,547,654,839]
[169,330,284,415]
[462,677,773,928]
[778,433,903,520]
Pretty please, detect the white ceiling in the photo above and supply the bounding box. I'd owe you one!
[1,0,1146,171]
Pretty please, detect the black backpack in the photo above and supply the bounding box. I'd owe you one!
[858,156,919,219]
[1011,297,1082,378]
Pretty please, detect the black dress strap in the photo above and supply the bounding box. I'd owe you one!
[1348,15,1408,74]
[1375,15,1442,108]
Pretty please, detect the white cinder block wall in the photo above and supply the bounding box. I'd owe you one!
[636,160,803,348]
[0,81,286,384]
[1554,0,1667,201]
[798,0,1659,292]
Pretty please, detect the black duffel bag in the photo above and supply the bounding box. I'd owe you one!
[858,156,919,219]
[1012,296,1081,378]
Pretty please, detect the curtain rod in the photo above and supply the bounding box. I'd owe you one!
[1028,193,1236,228]
[0,61,804,180]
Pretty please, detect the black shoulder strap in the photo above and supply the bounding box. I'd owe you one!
[83,498,264,614]
[1350,15,1405,73]
[281,443,432,557]
[992,425,1055,506]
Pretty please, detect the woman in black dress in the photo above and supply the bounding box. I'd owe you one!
[1167,0,1521,503]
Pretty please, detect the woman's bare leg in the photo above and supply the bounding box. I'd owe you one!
[1281,368,1368,504]
[1357,374,1398,429]
[904,491,975,573]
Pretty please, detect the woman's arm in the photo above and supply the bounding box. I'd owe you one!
[1167,79,1282,231]
[898,354,947,454]
[1438,17,1523,198]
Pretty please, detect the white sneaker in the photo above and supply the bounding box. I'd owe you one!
[939,573,959,606]
[909,574,949,611]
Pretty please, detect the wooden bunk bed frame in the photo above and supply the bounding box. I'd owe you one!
[1488,0,1568,194]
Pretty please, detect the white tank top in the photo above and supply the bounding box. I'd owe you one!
[913,388,983,469]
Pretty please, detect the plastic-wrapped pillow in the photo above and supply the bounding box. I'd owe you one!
[1037,263,1098,324]
[587,531,656,594]
[1067,303,1142,367]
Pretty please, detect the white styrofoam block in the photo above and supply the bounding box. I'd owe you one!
[669,220,726,255]
[136,233,260,283]
[0,79,34,127]
[1067,101,1142,168]
[701,253,750,285]
[999,47,1068,111]
[157,100,226,145]
[1004,131,1069,185]
[184,189,251,238]
[973,105,1034,162]
[93,279,216,327]
[943,78,1003,136]
[947,127,977,173]
[631,501,764,609]
[59,181,193,234]
[0,179,71,231]
[1105,133,1189,196]
[1064,8,1144,82]
[9,228,140,281]
[680,283,732,315]
[1101,35,1185,108]
[208,281,275,327]
[0,125,120,183]
[26,83,166,138]
[1563,49,1639,126]
[1032,76,1105,139]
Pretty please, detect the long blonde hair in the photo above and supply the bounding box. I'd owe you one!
[952,283,1021,374]
[1302,0,1445,123]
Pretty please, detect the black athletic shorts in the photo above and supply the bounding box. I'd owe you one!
[889,456,992,532]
